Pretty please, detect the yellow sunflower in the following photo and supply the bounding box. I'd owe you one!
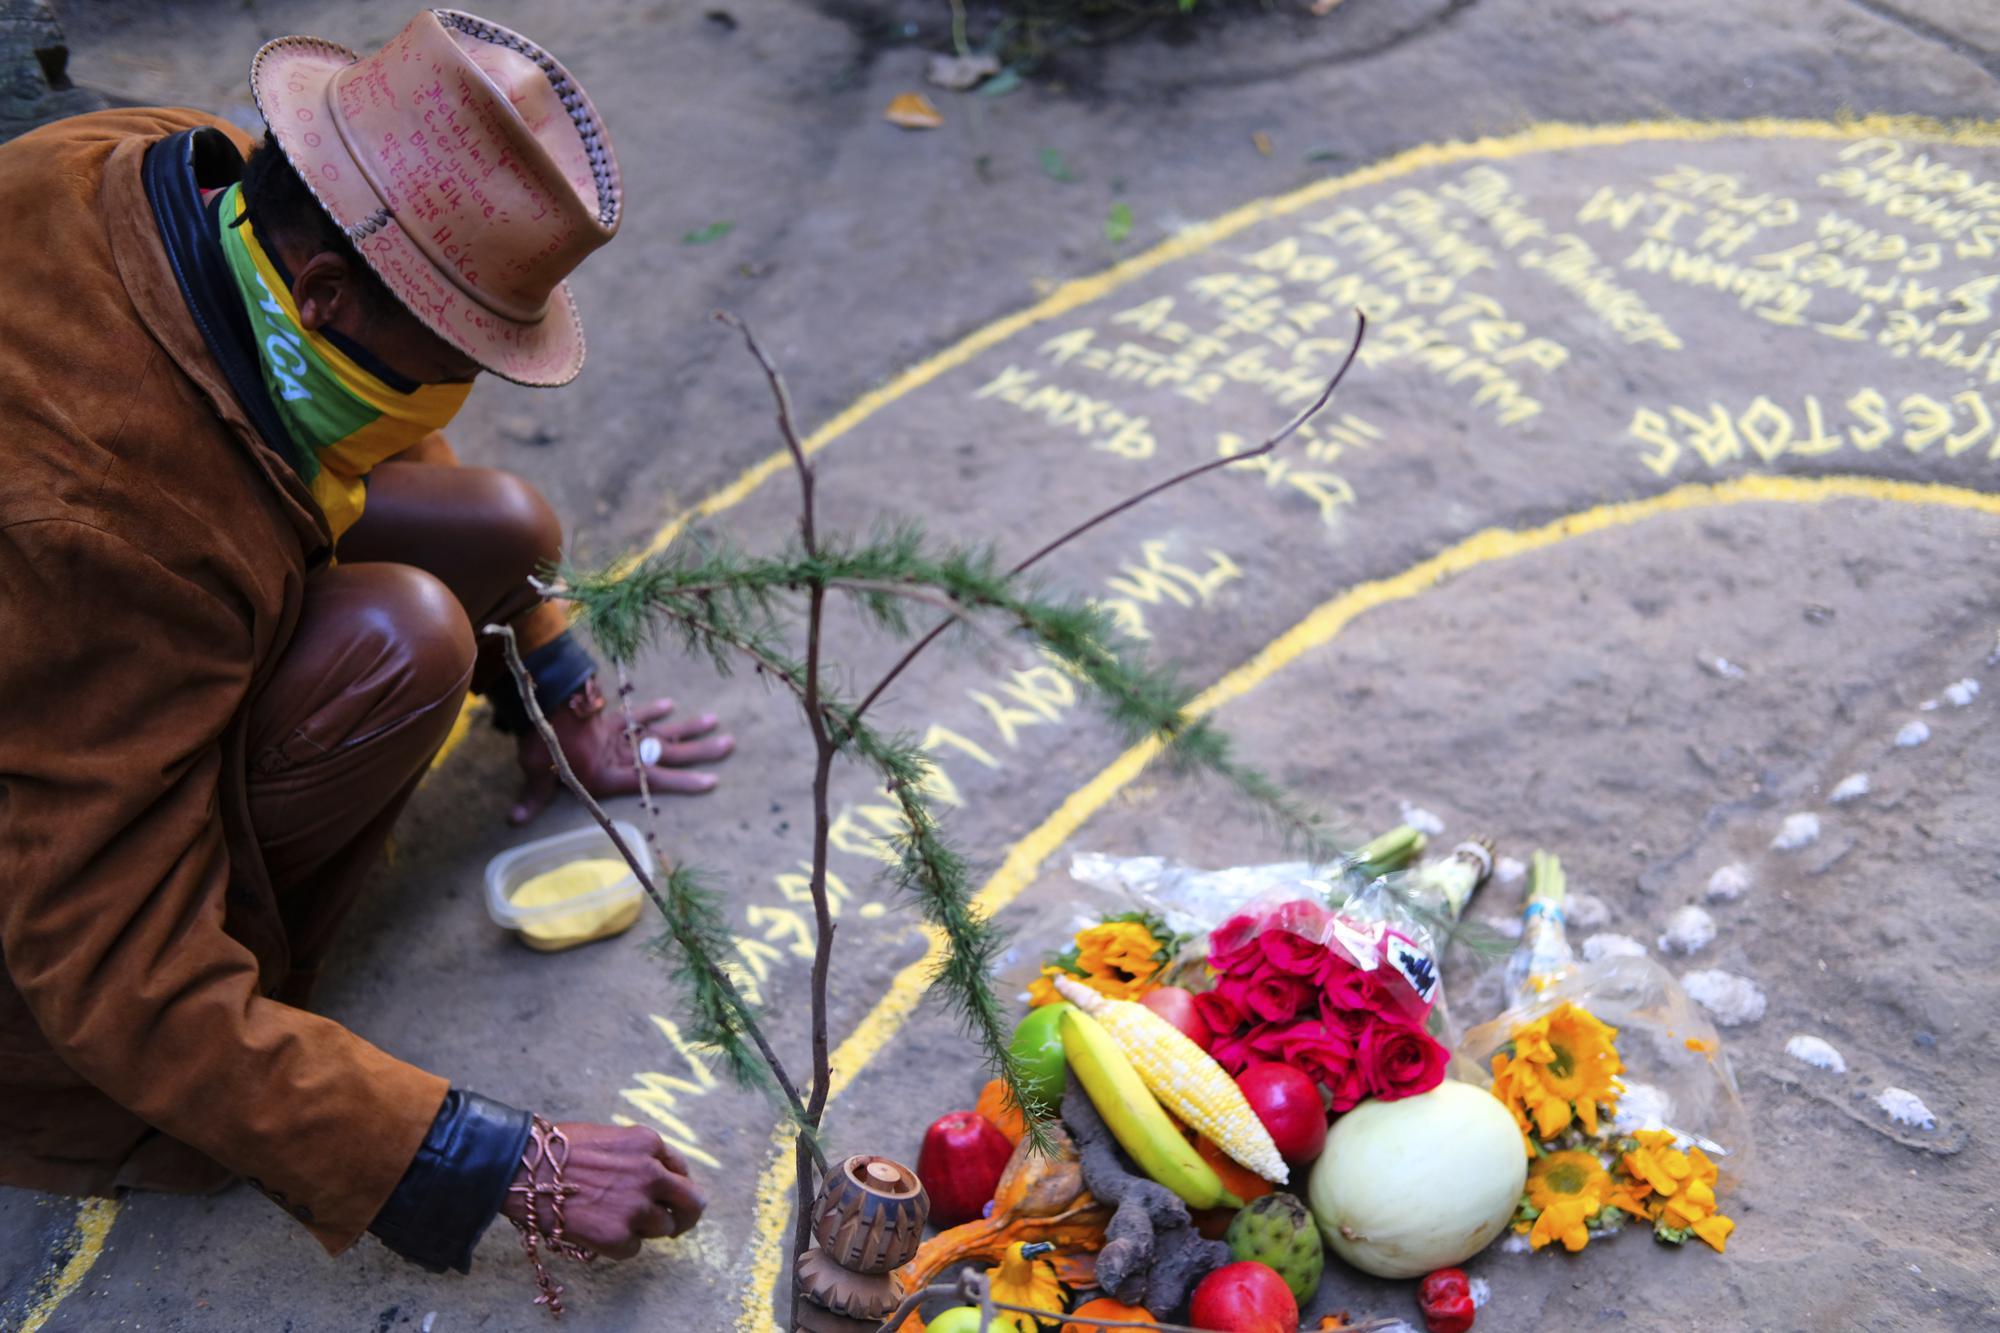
[1529,1197,1595,1253]
[1489,1003,1623,1147]
[1516,1150,1616,1253]
[1614,1131,1737,1253]
[1076,921,1163,982]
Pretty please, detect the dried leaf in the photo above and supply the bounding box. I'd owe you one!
[884,92,944,130]
[682,221,734,245]
[1104,202,1132,245]
[1039,148,1076,182]
[926,52,1000,92]
[1253,130,1274,157]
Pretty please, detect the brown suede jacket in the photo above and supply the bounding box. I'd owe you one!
[0,109,447,1252]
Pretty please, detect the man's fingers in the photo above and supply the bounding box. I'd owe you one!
[630,697,678,725]
[648,733,734,767]
[646,766,721,795]
[507,766,559,826]
[648,713,722,744]
[652,1171,707,1237]
[633,1203,680,1240]
[644,1132,693,1177]
[598,1233,644,1262]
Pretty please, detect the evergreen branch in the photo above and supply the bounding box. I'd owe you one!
[846,726,1058,1155]
[482,624,824,1169]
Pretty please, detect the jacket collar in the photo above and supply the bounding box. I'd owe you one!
[100,126,332,558]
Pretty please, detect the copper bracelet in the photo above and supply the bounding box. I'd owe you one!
[506,1115,597,1316]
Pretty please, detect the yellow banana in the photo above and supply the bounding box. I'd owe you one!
[1060,1006,1239,1210]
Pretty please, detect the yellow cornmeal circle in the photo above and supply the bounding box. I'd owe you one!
[510,858,642,951]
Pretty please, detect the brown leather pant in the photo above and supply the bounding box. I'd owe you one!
[247,462,561,1000]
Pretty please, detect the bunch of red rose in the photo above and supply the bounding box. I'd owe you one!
[1191,899,1449,1112]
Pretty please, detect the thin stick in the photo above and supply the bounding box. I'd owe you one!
[717,311,816,557]
[719,311,843,1325]
[613,662,669,893]
[848,312,1366,727]
[483,624,823,1172]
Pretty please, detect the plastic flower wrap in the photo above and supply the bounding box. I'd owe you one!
[1466,851,1746,1256]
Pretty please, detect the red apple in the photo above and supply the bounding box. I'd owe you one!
[915,1111,1014,1229]
[1141,986,1211,1051]
[1236,1063,1328,1166]
[1189,1261,1300,1333]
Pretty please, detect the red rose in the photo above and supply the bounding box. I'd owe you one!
[1274,1015,1367,1110]
[1208,913,1263,974]
[1266,899,1332,939]
[1359,1017,1450,1102]
[1208,1031,1253,1075]
[1246,1021,1300,1059]
[1324,961,1402,1015]
[1257,927,1333,978]
[1192,988,1246,1041]
[1211,974,1260,1017]
[1244,975,1318,1024]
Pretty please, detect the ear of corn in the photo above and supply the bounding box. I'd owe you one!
[1054,974,1289,1183]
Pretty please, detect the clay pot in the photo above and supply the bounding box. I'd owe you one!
[792,1297,882,1333]
[812,1154,929,1274]
[795,1246,902,1320]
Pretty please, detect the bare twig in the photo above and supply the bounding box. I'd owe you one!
[848,312,1367,728]
[717,311,816,557]
[482,624,823,1171]
[717,312,843,1326]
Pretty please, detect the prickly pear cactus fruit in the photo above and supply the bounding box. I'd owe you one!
[1223,1193,1324,1304]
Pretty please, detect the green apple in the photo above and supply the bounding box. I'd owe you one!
[924,1307,984,1333]
[1008,1001,1072,1109]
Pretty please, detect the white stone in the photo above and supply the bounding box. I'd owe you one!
[1658,905,1717,955]
[637,735,663,767]
[1398,801,1445,836]
[1705,863,1754,902]
[1681,969,1767,1026]
[1566,891,1611,929]
[1943,678,1980,707]
[1784,1034,1846,1073]
[1896,720,1931,748]
[1469,1277,1493,1309]
[1498,1231,1533,1254]
[1771,812,1821,851]
[1877,1086,1936,1129]
[1583,932,1648,962]
[1711,656,1747,679]
[1829,772,1870,803]
[1495,855,1527,885]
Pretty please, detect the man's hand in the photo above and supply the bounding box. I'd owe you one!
[511,691,735,825]
[503,1122,706,1260]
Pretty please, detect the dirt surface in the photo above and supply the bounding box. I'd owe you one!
[4,1,2000,1330]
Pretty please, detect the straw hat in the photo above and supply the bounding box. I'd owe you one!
[250,9,620,386]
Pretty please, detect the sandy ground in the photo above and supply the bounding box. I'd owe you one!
[4,0,2000,1330]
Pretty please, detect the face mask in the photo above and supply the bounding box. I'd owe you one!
[215,183,471,537]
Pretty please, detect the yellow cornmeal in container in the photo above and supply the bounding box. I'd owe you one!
[510,858,643,951]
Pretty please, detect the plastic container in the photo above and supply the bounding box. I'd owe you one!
[484,820,651,950]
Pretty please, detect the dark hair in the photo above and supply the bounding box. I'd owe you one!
[240,131,396,311]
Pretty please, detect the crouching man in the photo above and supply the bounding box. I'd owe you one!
[0,9,729,1282]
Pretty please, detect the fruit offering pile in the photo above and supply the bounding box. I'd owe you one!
[889,836,1742,1333]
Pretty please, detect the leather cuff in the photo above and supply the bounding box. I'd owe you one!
[368,1089,531,1273]
[487,629,599,735]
